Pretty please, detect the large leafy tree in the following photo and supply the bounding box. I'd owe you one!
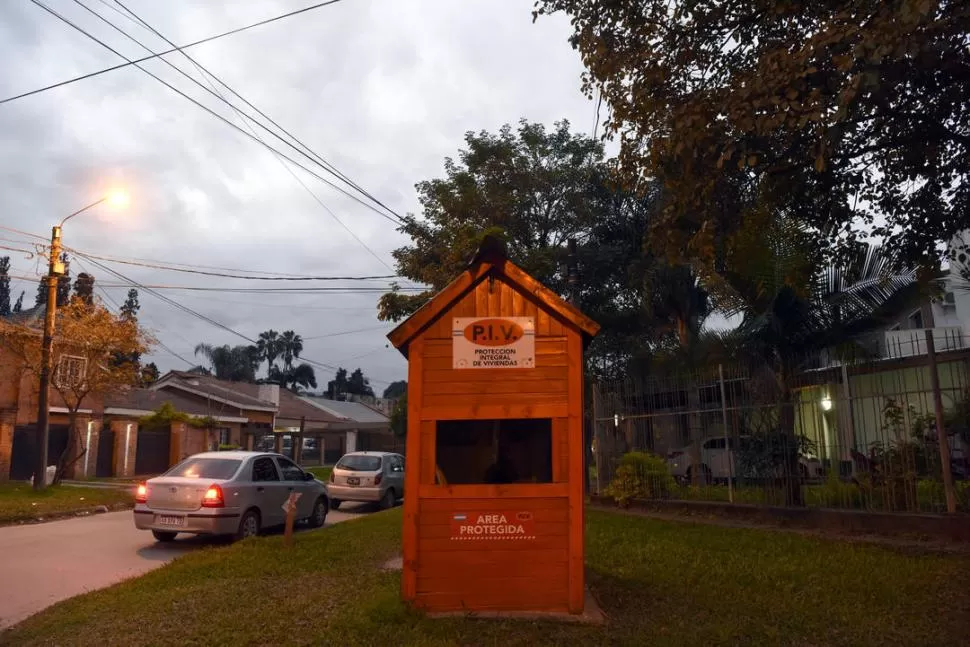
[120,289,140,321]
[0,299,153,482]
[535,0,970,269]
[326,367,374,398]
[378,119,604,321]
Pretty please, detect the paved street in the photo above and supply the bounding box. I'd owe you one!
[0,503,371,629]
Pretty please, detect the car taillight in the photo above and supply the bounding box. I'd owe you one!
[202,485,224,508]
[135,483,147,503]
[374,473,383,486]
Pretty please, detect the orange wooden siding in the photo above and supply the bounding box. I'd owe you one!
[414,497,570,612]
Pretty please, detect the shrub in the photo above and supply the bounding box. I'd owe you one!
[604,452,676,506]
[218,444,241,451]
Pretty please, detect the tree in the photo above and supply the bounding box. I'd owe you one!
[535,0,970,270]
[382,380,407,400]
[278,330,304,372]
[270,363,318,394]
[327,367,349,399]
[347,368,374,397]
[140,362,160,386]
[0,256,10,316]
[390,392,407,438]
[193,343,260,382]
[256,329,281,379]
[72,273,95,306]
[378,119,605,321]
[718,218,924,504]
[12,291,23,314]
[0,299,153,482]
[34,275,45,307]
[56,253,71,307]
[120,289,140,321]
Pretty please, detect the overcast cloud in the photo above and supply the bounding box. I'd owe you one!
[0,0,595,391]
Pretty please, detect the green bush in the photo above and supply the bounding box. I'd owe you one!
[604,452,676,506]
[218,444,241,451]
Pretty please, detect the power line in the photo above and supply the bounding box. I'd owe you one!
[112,0,402,224]
[0,225,47,240]
[64,247,397,280]
[303,324,394,340]
[74,254,195,367]
[2,0,347,106]
[93,0,397,270]
[29,0,402,226]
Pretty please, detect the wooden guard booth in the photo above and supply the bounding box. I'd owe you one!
[387,237,599,615]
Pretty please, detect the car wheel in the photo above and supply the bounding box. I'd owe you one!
[235,510,260,541]
[686,465,712,485]
[380,489,395,510]
[308,497,328,528]
[330,499,341,510]
[151,530,177,542]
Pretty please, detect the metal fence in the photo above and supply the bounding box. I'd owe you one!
[590,329,970,514]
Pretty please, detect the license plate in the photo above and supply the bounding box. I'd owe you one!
[157,515,185,527]
[346,477,360,486]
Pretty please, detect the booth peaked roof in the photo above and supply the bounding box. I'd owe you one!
[387,235,600,355]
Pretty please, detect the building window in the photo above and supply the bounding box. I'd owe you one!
[435,419,552,485]
[218,428,231,446]
[54,355,87,389]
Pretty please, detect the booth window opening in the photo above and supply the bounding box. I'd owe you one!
[435,419,553,485]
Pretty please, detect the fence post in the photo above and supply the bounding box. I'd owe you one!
[592,382,603,495]
[925,329,958,514]
[718,364,734,503]
[840,363,856,477]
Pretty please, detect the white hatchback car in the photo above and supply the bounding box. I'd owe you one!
[667,436,822,483]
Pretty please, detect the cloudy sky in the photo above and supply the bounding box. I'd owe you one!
[0,0,598,392]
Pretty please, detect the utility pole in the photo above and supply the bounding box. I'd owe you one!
[34,225,63,491]
[926,330,958,513]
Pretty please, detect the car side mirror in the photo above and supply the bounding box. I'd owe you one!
[304,472,316,481]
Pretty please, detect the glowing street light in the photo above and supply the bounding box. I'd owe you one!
[33,190,129,491]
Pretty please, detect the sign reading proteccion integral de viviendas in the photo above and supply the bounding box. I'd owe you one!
[449,511,536,541]
[452,317,535,369]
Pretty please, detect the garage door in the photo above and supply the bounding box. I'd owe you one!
[135,427,171,476]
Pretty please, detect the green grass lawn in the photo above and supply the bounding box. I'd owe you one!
[307,465,332,482]
[0,483,134,525]
[3,508,967,647]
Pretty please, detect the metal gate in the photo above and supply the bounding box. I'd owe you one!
[96,427,115,477]
[9,425,70,481]
[135,427,171,476]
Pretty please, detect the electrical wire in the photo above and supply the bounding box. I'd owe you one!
[78,254,395,386]
[29,0,401,226]
[94,0,397,270]
[1,0,348,106]
[112,0,401,224]
[0,225,46,240]
[74,254,195,367]
[303,324,393,340]
[64,247,397,280]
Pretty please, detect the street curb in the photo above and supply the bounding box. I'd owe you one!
[0,502,134,528]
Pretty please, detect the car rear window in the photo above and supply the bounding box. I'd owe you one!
[336,455,382,472]
[165,458,242,480]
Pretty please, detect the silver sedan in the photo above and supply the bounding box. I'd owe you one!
[133,451,329,542]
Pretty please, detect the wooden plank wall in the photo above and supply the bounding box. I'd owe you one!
[415,497,570,612]
[418,276,573,421]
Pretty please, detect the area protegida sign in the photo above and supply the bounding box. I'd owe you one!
[452,317,535,369]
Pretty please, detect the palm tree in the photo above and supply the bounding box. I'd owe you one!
[194,343,260,382]
[279,331,304,372]
[270,362,317,394]
[718,220,924,504]
[256,330,281,379]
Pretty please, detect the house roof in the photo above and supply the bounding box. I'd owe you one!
[104,388,249,422]
[1,304,45,327]
[386,235,600,356]
[300,397,390,424]
[153,371,277,411]
[276,389,345,425]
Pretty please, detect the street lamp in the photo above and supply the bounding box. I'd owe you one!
[33,189,127,491]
